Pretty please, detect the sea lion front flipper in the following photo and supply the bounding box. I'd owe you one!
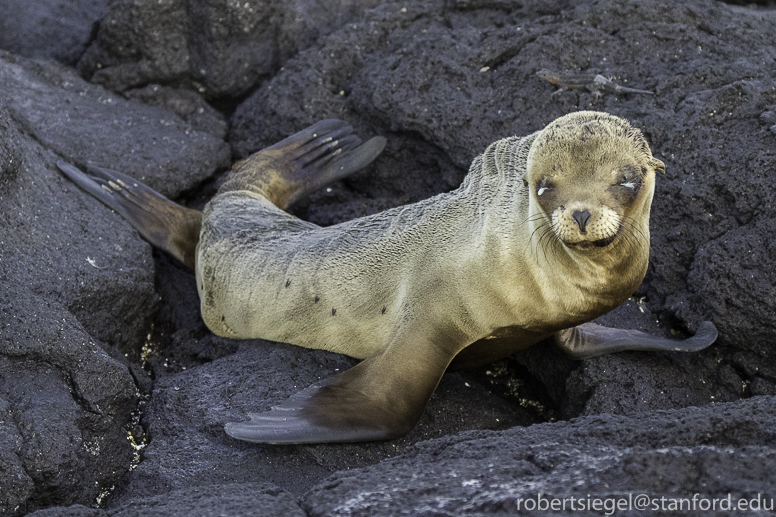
[225,336,455,444]
[224,371,407,444]
[57,161,202,269]
[553,321,718,360]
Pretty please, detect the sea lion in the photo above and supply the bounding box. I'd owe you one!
[58,112,717,444]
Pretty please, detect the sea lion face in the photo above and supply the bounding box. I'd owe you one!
[526,111,665,251]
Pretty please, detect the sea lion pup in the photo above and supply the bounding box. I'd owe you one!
[58,113,717,444]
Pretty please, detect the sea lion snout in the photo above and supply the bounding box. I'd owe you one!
[550,200,621,248]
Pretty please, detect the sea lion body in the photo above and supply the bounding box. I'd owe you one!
[197,136,544,358]
[58,112,717,444]
[197,113,651,361]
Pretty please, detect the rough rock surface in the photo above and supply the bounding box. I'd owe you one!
[26,398,776,516]
[0,49,227,514]
[29,484,307,517]
[0,287,137,515]
[2,0,775,516]
[78,0,388,100]
[301,396,776,516]
[0,51,230,199]
[0,0,109,66]
[123,85,228,141]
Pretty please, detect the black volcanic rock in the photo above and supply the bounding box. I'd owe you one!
[0,50,229,515]
[106,338,534,505]
[77,0,388,100]
[28,484,306,517]
[2,0,776,515]
[0,286,137,515]
[301,396,776,516]
[0,0,109,66]
[0,51,230,199]
[123,85,229,141]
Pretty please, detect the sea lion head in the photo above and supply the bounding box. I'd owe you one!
[525,111,665,252]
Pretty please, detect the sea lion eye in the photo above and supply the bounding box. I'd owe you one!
[537,178,553,196]
[613,172,639,191]
[613,166,640,191]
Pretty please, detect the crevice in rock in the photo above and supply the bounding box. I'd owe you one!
[463,359,559,423]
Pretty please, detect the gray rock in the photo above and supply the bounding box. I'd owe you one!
[28,483,305,517]
[78,0,387,99]
[0,0,109,66]
[0,286,137,515]
[0,51,230,351]
[0,51,230,199]
[0,50,231,515]
[123,85,228,141]
[302,396,776,516]
[0,90,144,516]
[107,335,536,505]
[0,99,154,356]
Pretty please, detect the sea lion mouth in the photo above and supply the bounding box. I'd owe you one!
[563,232,618,250]
[592,233,617,247]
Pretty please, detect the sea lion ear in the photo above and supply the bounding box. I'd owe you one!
[651,158,666,175]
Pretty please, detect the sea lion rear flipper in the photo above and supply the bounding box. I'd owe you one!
[57,161,201,269]
[224,119,386,209]
[553,321,718,360]
[288,133,386,204]
[225,337,454,444]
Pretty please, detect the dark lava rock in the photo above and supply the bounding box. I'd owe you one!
[78,0,387,100]
[0,0,109,66]
[28,483,306,517]
[301,396,776,516]
[0,51,230,515]
[0,51,230,199]
[0,98,154,357]
[123,85,228,141]
[106,323,535,505]
[0,51,230,351]
[0,287,138,515]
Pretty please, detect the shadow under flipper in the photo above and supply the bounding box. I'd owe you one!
[554,321,718,360]
[57,161,202,269]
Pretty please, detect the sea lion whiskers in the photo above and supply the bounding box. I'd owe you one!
[617,214,651,255]
[526,212,555,264]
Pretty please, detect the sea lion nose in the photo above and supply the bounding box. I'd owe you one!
[572,209,591,233]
